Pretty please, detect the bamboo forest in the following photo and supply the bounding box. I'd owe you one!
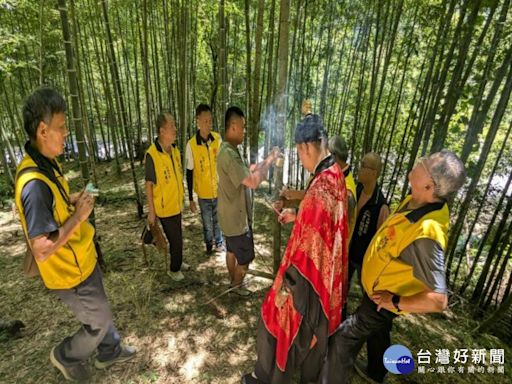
[0,0,511,383]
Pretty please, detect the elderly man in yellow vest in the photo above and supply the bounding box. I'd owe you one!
[320,150,466,384]
[15,88,135,382]
[145,111,187,281]
[185,104,224,255]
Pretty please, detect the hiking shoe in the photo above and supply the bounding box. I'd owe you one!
[94,345,136,369]
[50,346,91,382]
[354,360,384,384]
[241,372,265,384]
[168,270,185,281]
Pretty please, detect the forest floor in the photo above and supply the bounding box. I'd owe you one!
[0,160,511,384]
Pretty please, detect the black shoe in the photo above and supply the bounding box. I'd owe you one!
[354,360,384,384]
[94,345,136,369]
[206,244,214,255]
[50,346,91,382]
[241,373,265,384]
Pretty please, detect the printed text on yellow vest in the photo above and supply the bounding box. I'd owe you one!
[146,144,184,218]
[188,131,220,199]
[361,196,449,315]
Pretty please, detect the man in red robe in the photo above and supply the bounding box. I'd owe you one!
[242,114,349,384]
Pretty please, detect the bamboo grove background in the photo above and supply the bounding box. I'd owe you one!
[0,0,511,335]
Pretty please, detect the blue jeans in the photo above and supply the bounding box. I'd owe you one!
[198,198,223,248]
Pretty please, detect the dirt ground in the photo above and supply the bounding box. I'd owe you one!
[0,160,510,383]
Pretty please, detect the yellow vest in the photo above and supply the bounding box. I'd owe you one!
[344,169,357,241]
[146,142,184,217]
[361,195,449,315]
[15,155,97,290]
[188,131,220,199]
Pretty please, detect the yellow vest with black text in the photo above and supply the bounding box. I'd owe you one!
[345,170,357,241]
[14,155,97,290]
[188,131,220,199]
[361,195,449,315]
[146,143,184,217]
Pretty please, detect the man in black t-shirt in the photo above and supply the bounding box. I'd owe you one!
[348,152,389,292]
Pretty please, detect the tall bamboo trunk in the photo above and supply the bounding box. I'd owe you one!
[101,0,143,217]
[58,0,90,187]
[272,0,290,273]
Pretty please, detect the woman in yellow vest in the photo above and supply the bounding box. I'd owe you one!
[185,104,224,255]
[145,111,187,281]
[321,150,466,384]
[15,88,135,382]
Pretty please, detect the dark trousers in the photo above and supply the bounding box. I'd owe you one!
[255,319,324,384]
[160,214,183,272]
[342,260,363,319]
[319,294,396,384]
[53,264,121,365]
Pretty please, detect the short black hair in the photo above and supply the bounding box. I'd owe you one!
[294,114,326,144]
[155,111,173,134]
[225,106,245,130]
[195,104,212,117]
[22,87,67,140]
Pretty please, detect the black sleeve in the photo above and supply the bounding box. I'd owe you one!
[144,153,156,183]
[186,169,194,201]
[348,194,356,228]
[399,238,447,294]
[21,180,59,239]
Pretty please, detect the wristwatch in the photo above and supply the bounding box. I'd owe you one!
[392,294,402,312]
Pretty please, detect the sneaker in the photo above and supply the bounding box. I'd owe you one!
[50,346,91,382]
[167,270,185,281]
[94,345,136,369]
[241,372,265,384]
[181,262,191,271]
[354,360,384,384]
[206,244,214,255]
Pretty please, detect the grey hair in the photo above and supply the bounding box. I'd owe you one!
[427,149,466,203]
[328,135,349,162]
[156,111,174,133]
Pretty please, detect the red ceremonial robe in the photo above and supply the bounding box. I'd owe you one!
[261,156,349,372]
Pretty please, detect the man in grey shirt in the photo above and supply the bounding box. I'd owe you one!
[217,106,280,296]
